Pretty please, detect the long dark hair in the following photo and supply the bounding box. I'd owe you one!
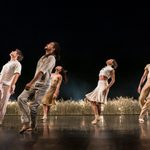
[16,49,24,61]
[53,42,61,60]
[112,59,118,69]
[54,66,68,83]
[55,66,68,83]
[60,68,68,83]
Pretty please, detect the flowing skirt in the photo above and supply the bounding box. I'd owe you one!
[42,86,57,106]
[85,80,109,104]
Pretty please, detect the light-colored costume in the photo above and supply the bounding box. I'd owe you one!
[85,65,113,104]
[17,54,55,127]
[0,60,21,122]
[139,64,150,120]
[42,75,59,106]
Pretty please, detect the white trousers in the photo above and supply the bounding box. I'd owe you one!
[0,84,11,122]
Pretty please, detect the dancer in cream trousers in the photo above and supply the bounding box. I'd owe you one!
[0,49,23,125]
[18,42,60,133]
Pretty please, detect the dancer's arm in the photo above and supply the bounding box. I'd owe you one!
[10,73,20,94]
[137,69,148,94]
[103,70,115,94]
[25,71,43,90]
[107,70,115,89]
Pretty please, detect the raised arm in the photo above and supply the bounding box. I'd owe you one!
[107,69,115,89]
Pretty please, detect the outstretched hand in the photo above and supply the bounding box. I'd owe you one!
[9,85,16,94]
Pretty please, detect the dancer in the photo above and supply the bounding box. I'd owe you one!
[138,64,150,123]
[0,49,23,125]
[85,59,118,125]
[41,66,67,122]
[17,41,60,133]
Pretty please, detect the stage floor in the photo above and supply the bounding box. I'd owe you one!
[0,115,150,150]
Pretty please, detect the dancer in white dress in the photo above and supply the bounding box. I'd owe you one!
[85,59,118,124]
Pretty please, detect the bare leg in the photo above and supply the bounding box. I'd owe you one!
[46,106,50,116]
[139,84,150,107]
[91,102,99,124]
[42,105,50,122]
[139,85,150,121]
[19,122,30,134]
[42,105,48,119]
[96,103,101,116]
[139,99,150,123]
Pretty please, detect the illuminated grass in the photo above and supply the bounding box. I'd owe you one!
[6,97,146,115]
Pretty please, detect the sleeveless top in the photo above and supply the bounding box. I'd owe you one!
[50,76,59,88]
[99,65,114,79]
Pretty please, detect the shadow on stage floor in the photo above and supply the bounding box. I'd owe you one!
[0,115,150,150]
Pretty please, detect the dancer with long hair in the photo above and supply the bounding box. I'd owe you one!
[41,66,67,122]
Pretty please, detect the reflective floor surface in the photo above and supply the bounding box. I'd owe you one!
[0,115,150,150]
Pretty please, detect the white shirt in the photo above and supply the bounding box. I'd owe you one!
[34,55,56,86]
[99,65,114,79]
[0,60,22,85]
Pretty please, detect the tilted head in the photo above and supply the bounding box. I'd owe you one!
[106,59,118,69]
[10,49,24,61]
[44,41,60,59]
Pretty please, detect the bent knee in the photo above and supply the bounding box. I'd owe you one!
[17,95,26,104]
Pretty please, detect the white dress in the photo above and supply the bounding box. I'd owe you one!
[85,65,113,104]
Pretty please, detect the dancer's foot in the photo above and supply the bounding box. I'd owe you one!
[145,112,149,120]
[41,116,47,122]
[26,127,33,131]
[43,118,47,123]
[26,127,37,132]
[91,119,98,125]
[41,116,47,120]
[96,115,100,121]
[19,123,30,134]
[139,118,144,123]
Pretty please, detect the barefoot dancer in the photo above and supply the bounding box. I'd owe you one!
[18,42,60,133]
[85,59,117,125]
[41,66,67,122]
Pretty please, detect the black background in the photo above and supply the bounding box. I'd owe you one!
[0,3,150,100]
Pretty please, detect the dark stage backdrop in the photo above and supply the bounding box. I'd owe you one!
[0,4,150,100]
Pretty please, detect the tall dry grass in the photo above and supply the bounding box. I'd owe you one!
[6,97,145,115]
